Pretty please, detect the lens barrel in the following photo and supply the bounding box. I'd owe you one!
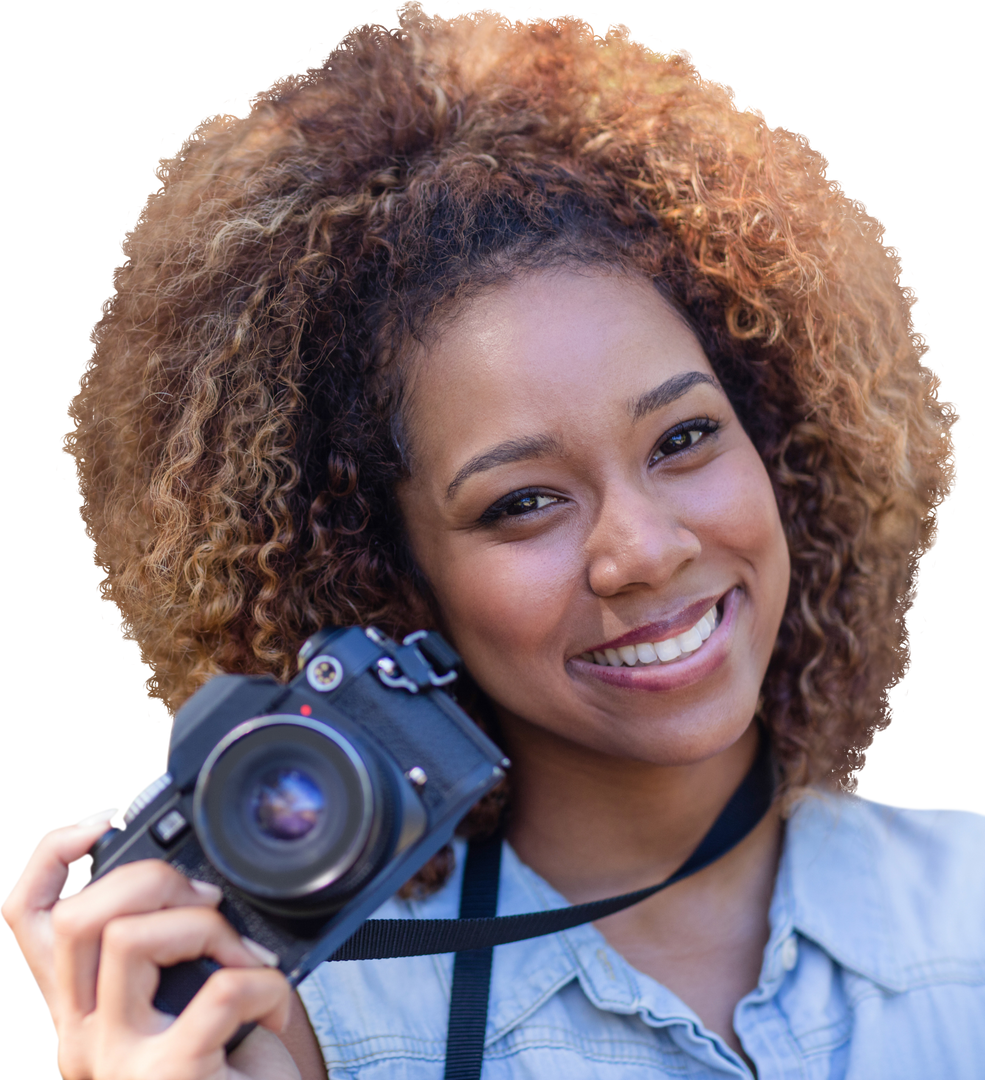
[193,715,388,905]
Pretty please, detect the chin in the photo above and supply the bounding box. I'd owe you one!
[500,690,760,771]
[605,709,758,768]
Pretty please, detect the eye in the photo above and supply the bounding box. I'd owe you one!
[478,489,562,525]
[650,418,719,463]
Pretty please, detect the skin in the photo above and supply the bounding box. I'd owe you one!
[398,269,791,1055]
[5,267,790,1075]
[2,818,315,1080]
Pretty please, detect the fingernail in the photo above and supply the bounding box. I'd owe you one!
[188,878,224,902]
[73,803,122,825]
[241,936,280,968]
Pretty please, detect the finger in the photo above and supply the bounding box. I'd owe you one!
[97,906,277,1031]
[226,1024,301,1078]
[164,966,291,1059]
[3,817,117,930]
[53,860,224,1018]
[0,812,125,1015]
[106,971,292,1080]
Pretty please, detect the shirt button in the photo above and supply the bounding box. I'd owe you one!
[780,935,798,971]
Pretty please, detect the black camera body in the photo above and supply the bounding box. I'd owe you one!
[90,625,506,1016]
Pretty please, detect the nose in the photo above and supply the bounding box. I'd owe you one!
[585,481,701,597]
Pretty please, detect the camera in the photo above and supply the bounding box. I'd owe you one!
[89,625,507,1018]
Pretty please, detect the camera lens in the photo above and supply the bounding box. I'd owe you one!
[251,768,325,841]
[194,715,386,903]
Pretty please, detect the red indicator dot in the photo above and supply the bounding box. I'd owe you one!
[300,704,312,716]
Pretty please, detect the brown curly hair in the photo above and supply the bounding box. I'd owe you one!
[68,8,952,872]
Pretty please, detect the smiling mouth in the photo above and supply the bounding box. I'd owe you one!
[579,603,720,668]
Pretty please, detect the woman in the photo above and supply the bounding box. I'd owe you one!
[5,9,982,1078]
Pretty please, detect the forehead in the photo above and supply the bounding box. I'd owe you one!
[427,269,706,382]
[403,269,715,470]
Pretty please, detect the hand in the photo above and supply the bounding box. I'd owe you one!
[3,818,301,1080]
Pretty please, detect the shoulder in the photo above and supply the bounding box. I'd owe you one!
[781,791,985,991]
[787,789,985,891]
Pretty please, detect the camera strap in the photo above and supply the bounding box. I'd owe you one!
[443,832,503,1080]
[441,737,774,1080]
[325,737,773,1080]
[329,733,775,963]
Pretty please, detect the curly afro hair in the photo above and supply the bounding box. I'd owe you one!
[68,7,952,857]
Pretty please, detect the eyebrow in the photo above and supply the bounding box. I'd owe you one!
[445,433,563,499]
[630,371,721,421]
[442,372,720,500]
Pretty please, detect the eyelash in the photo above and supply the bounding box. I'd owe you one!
[652,414,721,462]
[478,418,720,525]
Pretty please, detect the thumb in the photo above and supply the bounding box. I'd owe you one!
[75,803,124,825]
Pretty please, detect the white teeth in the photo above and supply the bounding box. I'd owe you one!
[635,641,658,664]
[655,638,682,661]
[586,602,722,668]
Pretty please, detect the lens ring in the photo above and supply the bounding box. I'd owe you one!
[193,715,375,899]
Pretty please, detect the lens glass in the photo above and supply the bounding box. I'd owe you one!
[251,768,325,841]
[195,716,382,903]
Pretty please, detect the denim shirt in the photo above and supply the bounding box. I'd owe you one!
[298,793,985,1078]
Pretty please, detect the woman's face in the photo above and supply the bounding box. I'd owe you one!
[397,269,790,766]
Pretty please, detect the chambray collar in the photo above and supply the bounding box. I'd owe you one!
[412,791,985,1052]
[771,791,985,993]
[479,840,750,1074]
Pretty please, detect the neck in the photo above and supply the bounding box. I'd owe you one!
[498,715,762,903]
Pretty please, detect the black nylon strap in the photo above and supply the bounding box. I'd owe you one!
[329,735,775,962]
[437,737,774,1080]
[443,834,503,1080]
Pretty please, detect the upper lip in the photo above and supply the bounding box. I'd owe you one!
[582,591,726,654]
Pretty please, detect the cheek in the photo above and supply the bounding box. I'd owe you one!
[691,448,790,610]
[427,535,581,675]
[719,462,780,545]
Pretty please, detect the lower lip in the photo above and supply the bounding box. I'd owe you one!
[568,588,739,693]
